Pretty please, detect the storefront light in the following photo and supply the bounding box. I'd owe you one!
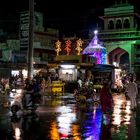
[62,69,73,74]
[60,64,75,69]
[11,70,19,76]
[113,62,119,67]
[22,69,27,78]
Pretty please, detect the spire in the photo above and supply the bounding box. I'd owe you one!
[93,30,98,45]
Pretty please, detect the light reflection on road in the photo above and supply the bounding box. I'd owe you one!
[37,100,102,140]
[0,93,138,140]
[111,93,135,140]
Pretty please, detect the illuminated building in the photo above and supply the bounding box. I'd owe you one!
[83,30,107,64]
[90,1,140,79]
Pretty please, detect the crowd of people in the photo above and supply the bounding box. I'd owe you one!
[76,71,139,114]
[0,69,139,115]
[0,71,60,107]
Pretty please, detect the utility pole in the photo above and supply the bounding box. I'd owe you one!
[28,0,34,79]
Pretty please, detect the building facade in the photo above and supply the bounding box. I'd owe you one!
[0,11,58,77]
[93,2,140,80]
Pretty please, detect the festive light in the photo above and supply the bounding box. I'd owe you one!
[55,40,62,56]
[76,38,83,55]
[94,30,98,34]
[82,30,107,64]
[64,39,72,55]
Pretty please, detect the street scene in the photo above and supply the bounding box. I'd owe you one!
[0,0,140,140]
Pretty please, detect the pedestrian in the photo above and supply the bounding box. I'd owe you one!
[100,82,114,114]
[77,78,82,88]
[126,78,138,110]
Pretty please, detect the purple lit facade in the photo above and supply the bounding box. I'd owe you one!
[83,32,107,64]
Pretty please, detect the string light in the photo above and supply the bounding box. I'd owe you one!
[76,38,83,55]
[55,40,62,56]
[64,39,72,55]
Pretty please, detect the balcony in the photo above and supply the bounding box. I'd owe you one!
[97,28,140,40]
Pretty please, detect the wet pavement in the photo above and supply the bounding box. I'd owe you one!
[0,93,140,140]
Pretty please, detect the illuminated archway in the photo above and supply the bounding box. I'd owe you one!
[108,47,129,67]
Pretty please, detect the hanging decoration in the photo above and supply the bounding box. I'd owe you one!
[55,40,62,56]
[64,39,72,55]
[76,38,83,55]
[82,30,107,64]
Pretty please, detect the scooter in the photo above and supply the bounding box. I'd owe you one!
[9,88,23,122]
[22,91,39,114]
[9,101,23,122]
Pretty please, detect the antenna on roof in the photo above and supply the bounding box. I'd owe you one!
[126,0,128,3]
[115,1,117,5]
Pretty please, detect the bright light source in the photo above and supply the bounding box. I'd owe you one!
[22,69,27,78]
[94,30,98,35]
[11,70,19,76]
[15,127,21,140]
[62,69,73,74]
[113,62,117,66]
[16,89,22,94]
[60,64,75,69]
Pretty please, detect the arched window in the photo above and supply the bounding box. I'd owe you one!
[108,20,114,29]
[123,19,130,28]
[116,19,122,29]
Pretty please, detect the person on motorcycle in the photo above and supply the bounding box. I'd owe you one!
[22,81,35,110]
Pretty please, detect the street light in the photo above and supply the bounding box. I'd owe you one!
[27,0,34,79]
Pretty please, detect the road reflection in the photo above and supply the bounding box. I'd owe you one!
[39,102,102,140]
[111,93,136,140]
[0,93,138,140]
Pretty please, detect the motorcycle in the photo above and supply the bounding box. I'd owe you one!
[22,90,39,113]
[9,88,23,122]
[9,101,23,123]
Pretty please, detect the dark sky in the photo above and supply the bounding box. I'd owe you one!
[0,0,140,37]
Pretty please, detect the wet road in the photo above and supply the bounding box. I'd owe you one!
[0,93,140,140]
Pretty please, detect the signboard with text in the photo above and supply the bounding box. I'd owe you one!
[20,11,29,48]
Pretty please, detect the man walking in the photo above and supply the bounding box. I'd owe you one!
[126,78,138,110]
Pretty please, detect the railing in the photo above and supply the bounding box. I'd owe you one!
[98,31,140,40]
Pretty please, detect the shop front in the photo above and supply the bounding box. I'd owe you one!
[59,64,77,82]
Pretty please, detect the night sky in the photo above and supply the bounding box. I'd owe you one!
[0,0,140,37]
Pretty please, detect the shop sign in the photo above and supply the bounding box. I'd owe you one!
[52,87,62,92]
[20,11,29,48]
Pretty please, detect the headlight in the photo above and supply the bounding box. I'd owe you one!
[16,89,22,94]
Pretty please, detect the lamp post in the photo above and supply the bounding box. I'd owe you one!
[27,0,34,79]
